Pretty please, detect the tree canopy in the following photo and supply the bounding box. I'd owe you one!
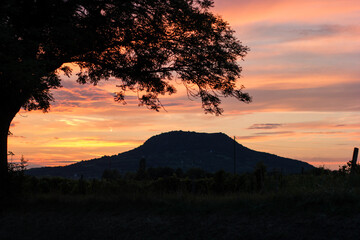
[0,0,250,176]
[1,0,250,114]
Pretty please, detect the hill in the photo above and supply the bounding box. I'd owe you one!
[26,131,314,178]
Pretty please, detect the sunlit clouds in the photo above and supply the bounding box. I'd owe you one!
[8,0,360,170]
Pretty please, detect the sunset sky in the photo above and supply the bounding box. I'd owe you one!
[8,0,360,170]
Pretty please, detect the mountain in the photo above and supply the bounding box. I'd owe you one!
[26,131,314,178]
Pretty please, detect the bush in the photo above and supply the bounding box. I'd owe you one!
[213,170,226,193]
[151,176,181,193]
[147,167,174,180]
[186,168,207,179]
[102,169,121,181]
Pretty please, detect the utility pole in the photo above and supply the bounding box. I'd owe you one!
[234,136,236,175]
[351,147,359,174]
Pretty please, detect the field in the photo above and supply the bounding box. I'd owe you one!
[2,165,360,239]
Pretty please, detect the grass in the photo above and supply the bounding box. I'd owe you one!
[3,167,360,239]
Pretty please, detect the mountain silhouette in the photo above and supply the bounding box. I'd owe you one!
[27,131,314,178]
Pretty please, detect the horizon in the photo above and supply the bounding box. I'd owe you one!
[8,0,360,170]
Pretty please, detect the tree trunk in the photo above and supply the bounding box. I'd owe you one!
[0,117,11,178]
[0,109,19,181]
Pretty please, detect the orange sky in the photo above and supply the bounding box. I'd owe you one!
[8,0,360,170]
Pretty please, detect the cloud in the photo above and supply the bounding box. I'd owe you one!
[275,121,360,131]
[303,131,344,135]
[226,82,360,112]
[238,23,360,44]
[8,135,26,138]
[255,131,293,135]
[51,80,115,112]
[248,123,283,129]
[162,102,184,107]
[213,0,360,25]
[214,0,360,95]
[41,137,143,149]
[236,118,359,144]
[236,131,294,141]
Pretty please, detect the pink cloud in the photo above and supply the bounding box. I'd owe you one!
[213,0,360,25]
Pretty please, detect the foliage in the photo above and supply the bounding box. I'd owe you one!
[12,164,360,198]
[186,168,208,179]
[8,155,28,176]
[5,164,360,240]
[102,169,121,181]
[10,163,360,217]
[254,161,266,191]
[338,160,360,175]
[147,167,175,180]
[136,158,147,180]
[0,0,250,115]
[1,0,251,176]
[1,155,28,199]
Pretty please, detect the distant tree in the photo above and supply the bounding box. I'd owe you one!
[8,155,27,177]
[147,167,174,180]
[175,168,184,178]
[254,161,266,191]
[186,167,207,179]
[136,157,147,180]
[101,169,121,181]
[213,169,226,193]
[0,0,250,176]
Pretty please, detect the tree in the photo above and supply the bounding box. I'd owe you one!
[136,157,146,180]
[0,0,250,176]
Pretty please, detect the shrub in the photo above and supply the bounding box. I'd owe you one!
[186,168,207,179]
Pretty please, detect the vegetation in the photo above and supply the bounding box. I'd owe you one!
[3,160,360,214]
[2,160,360,239]
[1,0,250,175]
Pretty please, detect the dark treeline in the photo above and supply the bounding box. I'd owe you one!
[3,159,360,201]
[4,162,360,240]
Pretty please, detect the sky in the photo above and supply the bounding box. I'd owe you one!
[8,0,360,170]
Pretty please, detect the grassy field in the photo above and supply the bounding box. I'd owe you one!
[2,166,360,239]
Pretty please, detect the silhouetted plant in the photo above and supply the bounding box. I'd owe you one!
[310,166,332,176]
[0,0,250,176]
[175,168,184,178]
[38,178,51,193]
[151,176,181,193]
[268,170,283,192]
[3,155,28,197]
[102,169,121,181]
[338,160,360,175]
[123,172,136,180]
[147,167,174,180]
[254,162,267,191]
[136,158,147,180]
[186,168,207,179]
[213,170,226,194]
[8,155,28,176]
[76,175,86,194]
[58,179,73,194]
[226,174,246,192]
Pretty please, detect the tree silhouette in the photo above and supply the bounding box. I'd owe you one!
[136,158,146,180]
[0,0,251,176]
